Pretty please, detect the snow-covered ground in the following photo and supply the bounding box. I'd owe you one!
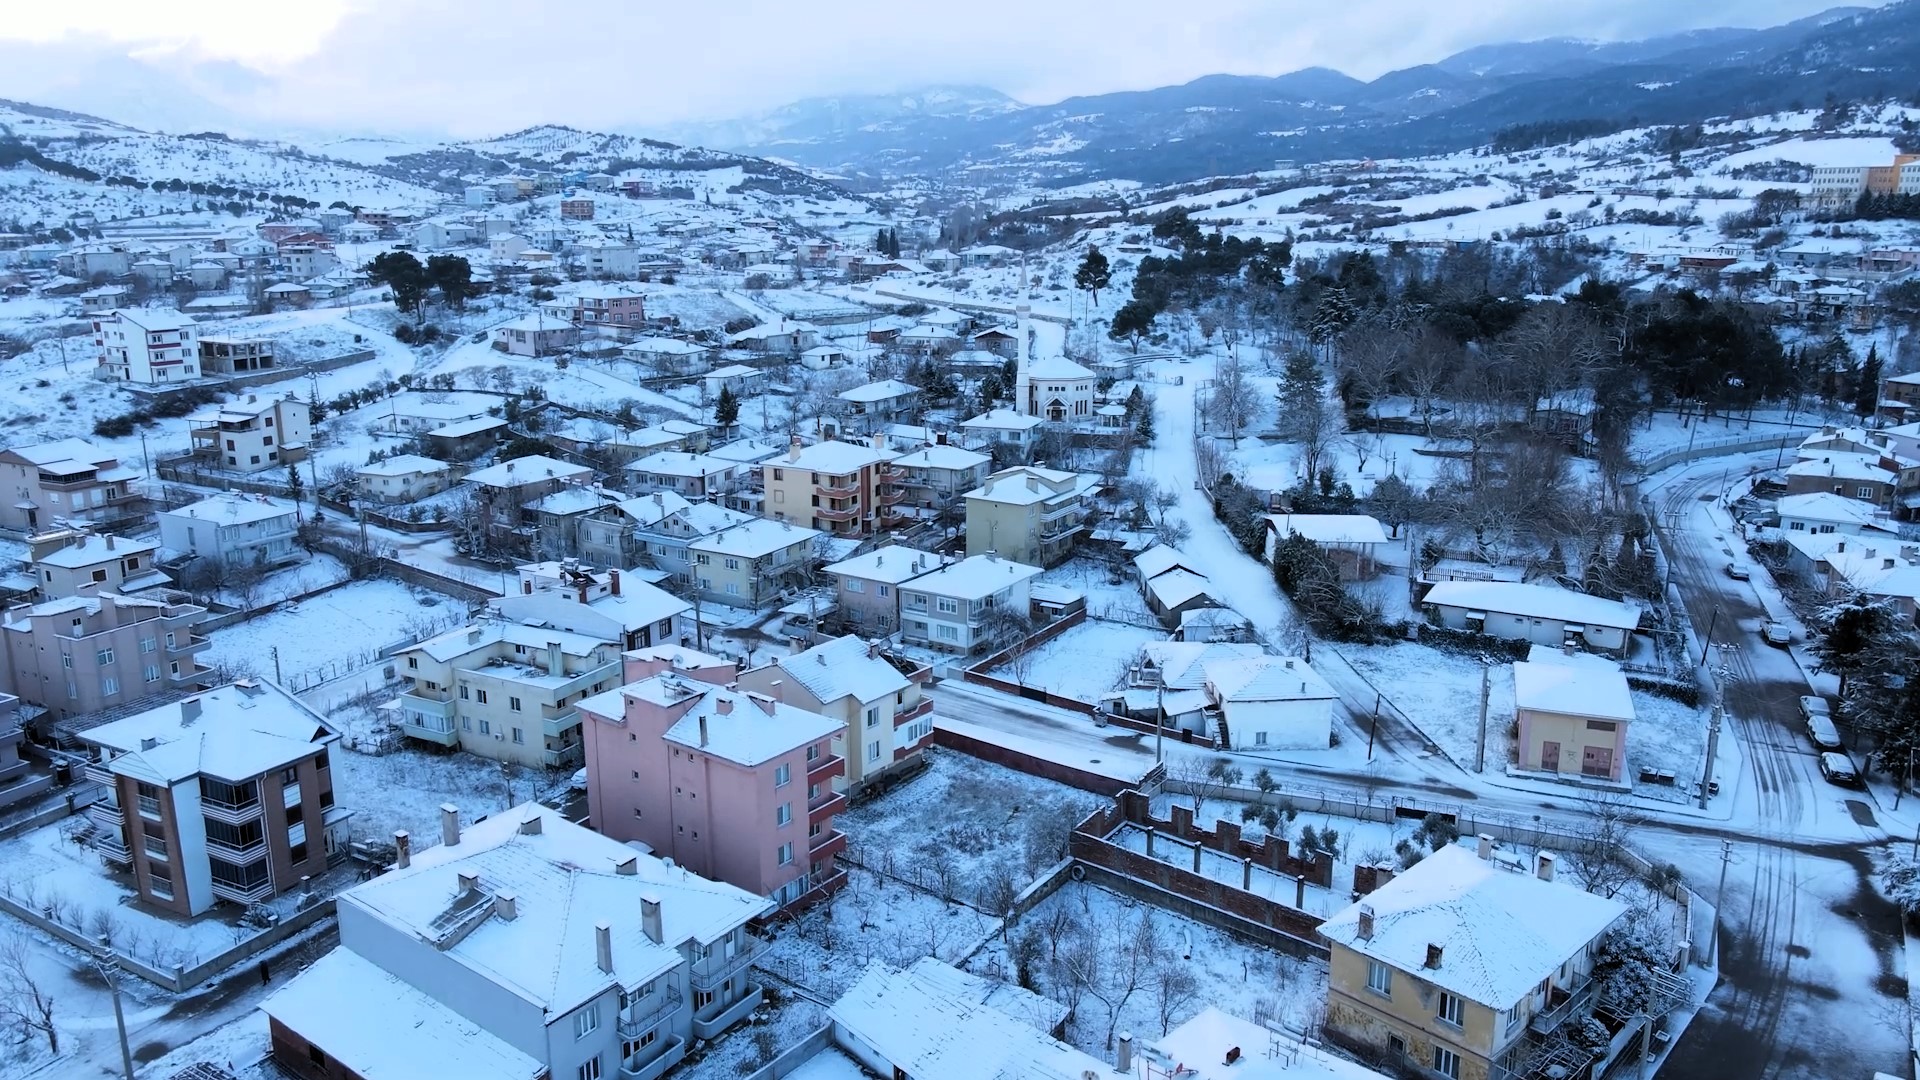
[997,618,1165,703]
[202,577,470,690]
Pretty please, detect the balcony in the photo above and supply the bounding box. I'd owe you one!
[544,743,584,769]
[807,790,847,824]
[84,760,115,787]
[876,484,908,506]
[618,985,684,1041]
[95,834,131,865]
[209,876,273,904]
[204,834,267,861]
[619,1035,687,1080]
[1528,976,1599,1036]
[813,504,860,523]
[816,479,860,498]
[200,795,264,827]
[397,713,459,747]
[168,667,206,687]
[806,753,843,784]
[166,635,211,658]
[540,710,585,740]
[88,801,123,830]
[690,935,766,991]
[893,698,934,726]
[691,983,763,1040]
[809,827,845,855]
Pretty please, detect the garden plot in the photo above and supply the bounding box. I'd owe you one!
[674,991,830,1080]
[325,742,571,852]
[1039,558,1157,625]
[972,880,1328,1054]
[993,619,1165,704]
[1337,640,1515,768]
[759,866,998,1001]
[202,578,467,690]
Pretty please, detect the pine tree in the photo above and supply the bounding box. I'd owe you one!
[1074,246,1112,307]
[714,384,740,427]
[1856,343,1883,417]
[1134,408,1155,446]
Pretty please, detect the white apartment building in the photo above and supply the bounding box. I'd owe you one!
[898,553,1042,654]
[263,804,773,1080]
[393,621,623,768]
[185,394,312,473]
[157,493,302,569]
[93,308,201,383]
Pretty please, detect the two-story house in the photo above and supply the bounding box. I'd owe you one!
[687,518,820,608]
[1318,841,1627,1080]
[0,439,143,533]
[462,456,595,545]
[94,308,200,383]
[29,533,169,598]
[736,635,932,793]
[959,408,1043,457]
[0,592,208,721]
[356,454,456,504]
[633,500,755,588]
[75,680,349,915]
[263,804,773,1080]
[820,544,939,635]
[158,493,302,569]
[578,671,846,910]
[185,393,312,473]
[624,452,739,501]
[964,466,1099,568]
[196,335,275,375]
[760,437,903,537]
[898,553,1042,654]
[393,622,623,768]
[572,285,647,329]
[889,443,991,520]
[834,379,922,433]
[493,561,691,652]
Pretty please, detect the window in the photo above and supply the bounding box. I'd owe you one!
[144,665,160,682]
[100,675,121,697]
[774,763,791,787]
[806,743,820,762]
[865,706,880,728]
[280,766,299,786]
[776,803,791,826]
[96,648,115,665]
[290,840,308,864]
[1387,1034,1406,1058]
[512,728,524,744]
[459,685,470,700]
[140,637,156,653]
[622,1030,657,1057]
[777,842,793,865]
[1788,521,1806,531]
[1254,731,1268,746]
[1585,720,1617,732]
[1366,960,1391,996]
[60,653,71,669]
[867,741,880,762]
[573,1003,601,1039]
[1505,1004,1524,1034]
[1433,1047,1461,1080]
[306,1042,326,1068]
[476,689,489,704]
[577,1056,603,1080]
[147,863,173,900]
[844,578,864,593]
[936,597,959,614]
[462,716,472,731]
[1437,992,1464,1028]
[479,719,491,735]
[510,696,522,712]
[142,829,168,861]
[1858,486,1876,499]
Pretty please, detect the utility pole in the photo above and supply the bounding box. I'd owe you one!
[93,936,134,1080]
[1708,838,1732,965]
[271,645,282,685]
[1697,607,1720,666]
[1475,665,1489,773]
[1155,681,1165,764]
[1698,704,1721,810]
[1368,691,1379,762]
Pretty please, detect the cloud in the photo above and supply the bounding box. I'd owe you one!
[0,0,1881,138]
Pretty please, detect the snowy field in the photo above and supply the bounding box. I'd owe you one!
[995,618,1166,703]
[326,742,571,851]
[202,577,470,690]
[1337,640,1516,770]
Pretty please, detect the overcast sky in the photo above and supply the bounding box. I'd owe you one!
[0,0,1880,138]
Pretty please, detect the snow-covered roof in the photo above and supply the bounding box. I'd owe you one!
[1421,581,1640,631]
[162,491,298,526]
[1139,641,1266,690]
[611,491,692,527]
[262,949,544,1080]
[79,681,336,785]
[1147,568,1216,610]
[708,439,782,465]
[1,438,117,468]
[828,959,1104,1080]
[407,620,608,664]
[966,467,1099,507]
[429,416,509,439]
[1134,544,1199,581]
[1776,491,1897,532]
[891,444,989,472]
[772,635,910,705]
[357,454,453,478]
[527,486,625,516]
[906,553,1042,601]
[1512,660,1634,722]
[1787,453,1897,485]
[621,336,709,356]
[962,408,1043,432]
[103,307,194,332]
[343,804,771,1016]
[1823,543,1920,600]
[776,439,897,472]
[801,344,848,358]
[1153,1007,1391,1080]
[688,517,819,559]
[625,450,734,479]
[1318,842,1626,1010]
[836,379,920,404]
[34,534,157,568]
[463,455,591,489]
[726,321,816,344]
[706,363,765,379]
[1204,656,1336,703]
[1264,513,1391,546]
[1024,354,1096,380]
[581,674,841,766]
[1179,606,1253,631]
[897,324,960,341]
[824,544,940,584]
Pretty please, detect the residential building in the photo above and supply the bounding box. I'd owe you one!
[1,592,207,721]
[426,416,511,461]
[1421,581,1640,656]
[1513,651,1633,781]
[393,620,623,768]
[725,321,819,354]
[736,635,933,790]
[621,337,713,375]
[560,197,596,220]
[834,379,922,431]
[633,500,755,587]
[686,518,820,608]
[760,437,903,536]
[1203,655,1337,751]
[196,335,275,374]
[573,286,646,328]
[1785,451,1918,509]
[578,492,691,569]
[262,804,773,1080]
[890,443,991,518]
[1110,641,1266,736]
[356,454,456,504]
[898,553,1041,654]
[963,465,1099,568]
[574,238,642,278]
[29,534,168,599]
[820,544,938,635]
[1318,842,1629,1080]
[461,456,594,540]
[702,364,767,399]
[798,345,850,371]
[494,560,691,652]
[824,959,1102,1079]
[280,244,338,279]
[1807,540,1920,621]
[0,694,40,811]
[0,439,142,533]
[1262,513,1393,580]
[185,393,311,473]
[1776,491,1900,537]
[72,681,348,915]
[377,392,496,434]
[489,233,528,262]
[525,484,630,556]
[158,493,301,569]
[93,308,200,383]
[578,671,847,908]
[624,451,740,501]
[490,314,578,357]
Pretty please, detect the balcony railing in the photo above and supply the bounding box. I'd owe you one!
[200,796,264,826]
[88,801,123,830]
[544,743,584,769]
[166,635,211,657]
[618,985,684,1040]
[84,761,115,787]
[689,936,766,990]
[816,480,860,498]
[209,876,273,904]
[807,790,847,823]
[95,835,131,864]
[806,753,843,783]
[204,834,267,861]
[809,827,844,854]
[876,485,908,506]
[1528,976,1599,1036]
[398,714,459,747]
[893,698,934,726]
[620,1035,687,1080]
[813,504,860,523]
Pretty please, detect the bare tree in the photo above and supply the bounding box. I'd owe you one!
[0,933,56,1054]
[1206,349,1264,446]
[1563,794,1643,899]
[1173,756,1244,819]
[1151,958,1202,1035]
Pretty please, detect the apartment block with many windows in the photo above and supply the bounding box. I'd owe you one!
[819,544,939,636]
[760,436,904,537]
[0,438,144,533]
[897,552,1042,654]
[0,591,208,721]
[963,465,1101,568]
[93,308,200,383]
[263,804,772,1080]
[74,681,349,916]
[394,622,623,768]
[735,635,932,793]
[578,670,847,910]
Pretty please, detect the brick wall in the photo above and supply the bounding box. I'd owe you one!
[929,725,1138,796]
[1106,789,1333,888]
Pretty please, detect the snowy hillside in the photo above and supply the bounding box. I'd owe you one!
[56,133,443,208]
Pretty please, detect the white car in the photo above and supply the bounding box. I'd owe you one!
[569,767,589,792]
[1761,622,1792,647]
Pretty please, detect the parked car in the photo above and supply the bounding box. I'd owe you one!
[1799,694,1832,722]
[1819,751,1861,787]
[1762,622,1792,647]
[1725,563,1750,581]
[1806,713,1843,751]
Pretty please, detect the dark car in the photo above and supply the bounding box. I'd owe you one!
[1819,752,1860,787]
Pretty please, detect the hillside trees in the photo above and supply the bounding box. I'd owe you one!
[1074,245,1112,307]
[368,250,429,321]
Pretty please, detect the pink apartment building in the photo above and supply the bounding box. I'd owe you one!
[578,670,848,910]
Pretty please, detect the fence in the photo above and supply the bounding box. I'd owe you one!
[1632,431,1798,478]
[961,608,1098,714]
[740,1027,837,1080]
[929,724,1159,796]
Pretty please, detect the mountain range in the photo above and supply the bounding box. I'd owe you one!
[652,3,1920,187]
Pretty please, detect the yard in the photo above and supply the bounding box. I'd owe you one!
[992,618,1167,704]
[201,577,471,691]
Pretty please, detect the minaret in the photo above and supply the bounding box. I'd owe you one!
[1013,303,1031,417]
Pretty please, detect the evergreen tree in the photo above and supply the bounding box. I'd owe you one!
[1074,246,1113,307]
[286,460,304,506]
[714,384,740,427]
[1134,407,1155,446]
[368,250,429,322]
[1857,343,1883,417]
[426,254,474,310]
[1108,299,1156,353]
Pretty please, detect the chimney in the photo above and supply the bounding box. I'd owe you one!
[699,712,711,746]
[610,569,621,596]
[615,854,638,875]
[596,921,614,973]
[494,892,518,920]
[139,736,159,751]
[180,697,202,724]
[457,870,480,893]
[1357,904,1375,939]
[788,435,802,462]
[470,625,486,642]
[105,535,115,551]
[1476,834,1493,860]
[547,641,563,677]
[441,803,461,847]
[640,893,663,944]
[1117,1033,1134,1073]
[518,814,543,836]
[1536,853,1556,882]
[1425,943,1444,969]
[577,582,589,604]
[393,830,411,869]
[755,694,776,716]
[1886,558,1898,570]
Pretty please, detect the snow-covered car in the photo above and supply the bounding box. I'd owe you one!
[1725,563,1750,581]
[1818,751,1860,787]
[1799,694,1832,722]
[1805,713,1842,752]
[569,767,588,791]
[1761,622,1792,647]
